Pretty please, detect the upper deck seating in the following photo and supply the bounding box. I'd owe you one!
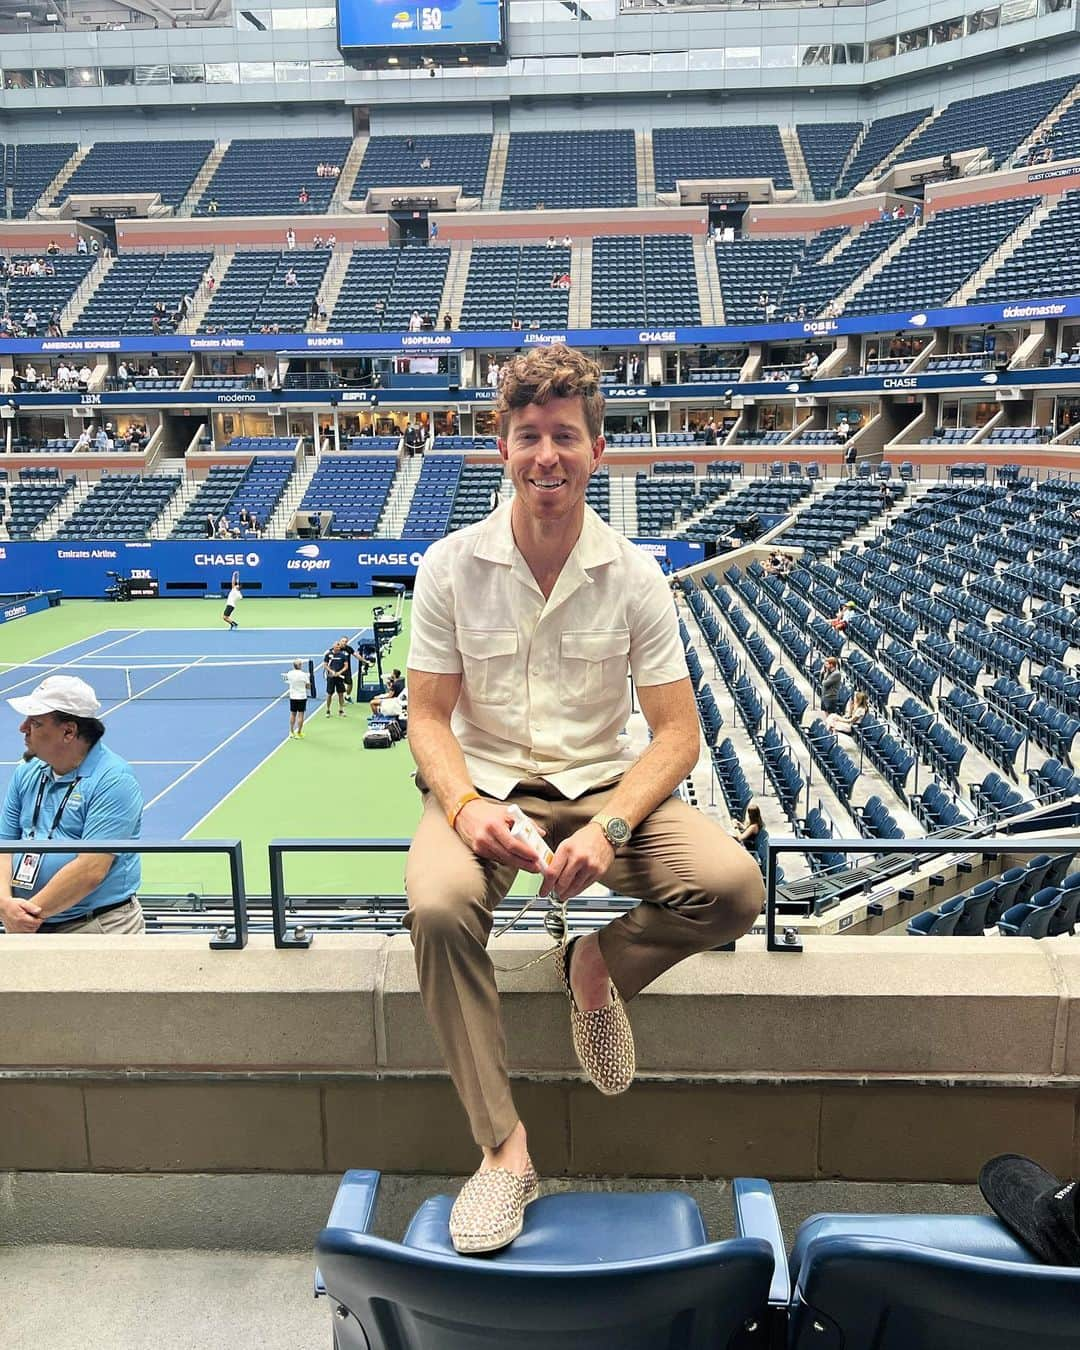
[460,246,570,330]
[591,235,700,327]
[352,135,492,200]
[652,125,792,192]
[850,197,1038,315]
[796,122,861,199]
[714,237,804,323]
[53,139,213,209]
[3,255,96,326]
[501,131,636,209]
[327,247,448,332]
[200,250,328,334]
[73,252,212,336]
[897,75,1076,172]
[4,142,77,218]
[836,108,930,195]
[5,473,74,539]
[403,456,464,537]
[448,464,504,531]
[781,217,909,317]
[195,137,353,216]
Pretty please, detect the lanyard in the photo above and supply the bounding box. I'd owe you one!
[28,771,80,841]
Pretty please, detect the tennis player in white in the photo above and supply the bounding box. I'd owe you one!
[222,571,243,630]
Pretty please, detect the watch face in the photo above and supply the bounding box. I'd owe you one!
[606,817,632,846]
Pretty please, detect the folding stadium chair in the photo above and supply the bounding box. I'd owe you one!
[314,1169,774,1350]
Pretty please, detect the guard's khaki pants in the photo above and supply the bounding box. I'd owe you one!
[404,778,763,1148]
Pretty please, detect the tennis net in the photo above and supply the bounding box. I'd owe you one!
[0,658,319,702]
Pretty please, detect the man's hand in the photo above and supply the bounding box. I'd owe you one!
[0,895,43,934]
[454,799,549,873]
[541,823,614,900]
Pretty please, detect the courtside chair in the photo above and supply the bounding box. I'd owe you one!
[315,1169,775,1350]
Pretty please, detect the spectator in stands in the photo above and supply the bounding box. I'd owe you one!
[116,361,130,389]
[443,312,453,330]
[826,690,869,737]
[821,657,842,714]
[21,363,37,390]
[829,601,855,634]
[286,228,296,251]
[298,186,310,205]
[733,805,763,850]
[404,343,763,1256]
[249,512,261,538]
[238,507,252,531]
[836,417,851,443]
[419,155,431,170]
[94,425,113,452]
[487,359,500,389]
[316,163,326,178]
[1,675,145,935]
[404,421,426,457]
[207,197,219,214]
[912,203,922,222]
[46,240,60,256]
[430,220,439,241]
[510,316,522,331]
[254,361,267,388]
[22,307,38,336]
[57,361,71,387]
[313,233,324,248]
[326,233,337,249]
[180,292,194,319]
[879,481,893,510]
[546,235,557,248]
[284,267,299,288]
[765,300,777,321]
[76,236,88,255]
[309,298,320,324]
[408,309,423,332]
[216,514,231,539]
[561,234,571,247]
[147,362,161,379]
[551,272,571,290]
[127,423,146,450]
[75,426,93,453]
[800,350,819,379]
[374,298,385,319]
[405,136,415,151]
[204,511,217,539]
[78,364,92,387]
[89,237,99,255]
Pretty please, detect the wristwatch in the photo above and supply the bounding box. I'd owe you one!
[590,814,632,850]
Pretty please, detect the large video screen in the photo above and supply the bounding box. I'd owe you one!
[338,0,503,49]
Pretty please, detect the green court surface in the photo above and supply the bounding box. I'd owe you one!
[1,598,433,900]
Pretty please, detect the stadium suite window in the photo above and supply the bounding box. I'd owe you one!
[272,7,334,27]
[968,7,1000,29]
[172,65,206,84]
[69,67,102,86]
[136,65,170,85]
[206,63,241,83]
[311,60,345,80]
[276,60,310,81]
[104,67,135,85]
[239,61,276,81]
[868,36,896,59]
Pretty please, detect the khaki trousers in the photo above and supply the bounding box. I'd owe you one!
[404,778,763,1148]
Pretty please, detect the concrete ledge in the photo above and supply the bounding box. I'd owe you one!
[2,933,1078,1180]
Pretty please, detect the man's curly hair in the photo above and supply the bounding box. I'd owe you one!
[496,343,605,442]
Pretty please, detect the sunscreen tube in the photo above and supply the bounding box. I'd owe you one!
[506,803,555,869]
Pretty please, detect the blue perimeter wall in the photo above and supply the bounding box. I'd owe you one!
[0,538,703,599]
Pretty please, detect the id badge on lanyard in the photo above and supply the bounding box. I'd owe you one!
[12,772,79,893]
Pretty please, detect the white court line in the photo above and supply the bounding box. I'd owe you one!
[100,654,214,721]
[0,629,145,698]
[142,691,290,813]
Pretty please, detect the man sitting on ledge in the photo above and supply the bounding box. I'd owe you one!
[404,344,763,1256]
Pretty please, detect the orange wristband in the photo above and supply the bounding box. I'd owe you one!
[447,791,480,830]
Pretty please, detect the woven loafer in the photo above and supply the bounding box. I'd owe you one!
[555,937,636,1096]
[449,1158,540,1255]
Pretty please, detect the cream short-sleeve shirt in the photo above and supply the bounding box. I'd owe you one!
[408,502,688,799]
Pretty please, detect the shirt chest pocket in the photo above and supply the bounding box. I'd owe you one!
[458,627,518,706]
[560,629,630,704]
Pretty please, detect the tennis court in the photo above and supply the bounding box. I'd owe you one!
[0,598,424,899]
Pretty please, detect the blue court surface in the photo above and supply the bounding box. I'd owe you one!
[0,626,373,839]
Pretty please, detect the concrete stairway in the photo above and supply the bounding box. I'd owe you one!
[331,135,368,209]
[780,127,812,199]
[151,469,203,539]
[948,197,1056,306]
[59,252,114,331]
[178,251,234,334]
[438,244,472,329]
[32,145,89,214]
[481,133,509,210]
[693,235,725,325]
[834,122,869,193]
[267,454,318,538]
[834,221,918,313]
[311,247,353,329]
[569,241,592,327]
[179,142,229,217]
[635,130,655,207]
[377,456,423,536]
[607,474,638,535]
[855,109,940,190]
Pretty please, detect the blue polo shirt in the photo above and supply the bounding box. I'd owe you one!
[0,740,143,922]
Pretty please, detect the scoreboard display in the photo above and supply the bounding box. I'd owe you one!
[338,0,504,50]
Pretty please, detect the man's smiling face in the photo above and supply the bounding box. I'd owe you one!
[499,395,604,526]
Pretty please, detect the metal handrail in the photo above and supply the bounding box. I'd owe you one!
[766,834,1078,953]
[268,837,412,949]
[0,838,247,949]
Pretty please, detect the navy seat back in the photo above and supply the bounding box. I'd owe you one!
[1016,854,1054,905]
[317,1173,774,1350]
[954,882,995,935]
[790,1229,1080,1350]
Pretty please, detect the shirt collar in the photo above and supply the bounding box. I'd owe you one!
[474,500,620,573]
[46,740,104,783]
